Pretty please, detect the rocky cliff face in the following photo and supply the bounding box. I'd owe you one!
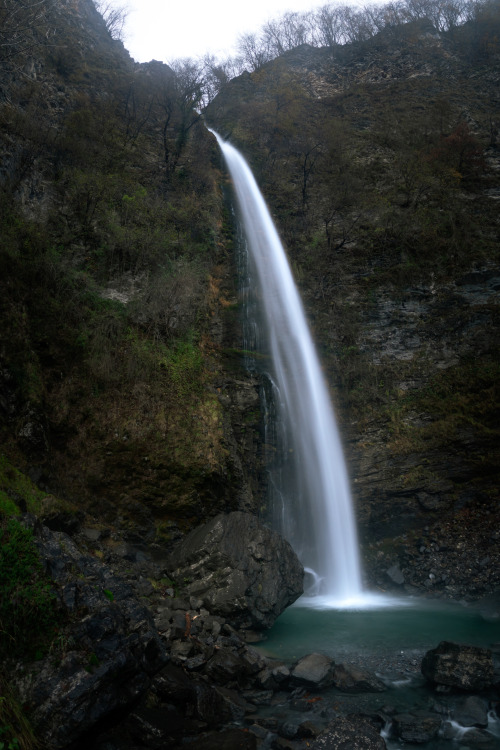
[207,16,500,600]
[0,0,264,537]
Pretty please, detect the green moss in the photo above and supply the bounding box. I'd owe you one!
[160,333,205,398]
[0,456,45,518]
[0,679,38,750]
[0,518,59,661]
[0,492,19,517]
[387,356,500,455]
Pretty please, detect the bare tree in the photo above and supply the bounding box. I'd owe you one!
[261,11,313,57]
[314,4,348,46]
[93,0,129,41]
[156,58,204,177]
[200,53,242,104]
[236,31,272,71]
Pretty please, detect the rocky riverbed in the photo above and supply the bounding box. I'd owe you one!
[6,513,499,750]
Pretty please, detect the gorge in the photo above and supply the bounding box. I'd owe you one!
[0,0,499,748]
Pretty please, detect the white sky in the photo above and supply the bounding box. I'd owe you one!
[122,0,325,63]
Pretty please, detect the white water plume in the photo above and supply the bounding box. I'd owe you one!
[211,129,366,605]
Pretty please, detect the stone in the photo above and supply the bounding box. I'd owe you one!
[290,653,334,689]
[332,663,387,693]
[392,712,441,743]
[386,564,405,585]
[152,663,194,704]
[421,641,494,691]
[168,511,303,629]
[204,648,251,683]
[454,728,497,747]
[310,715,387,748]
[192,728,258,749]
[452,695,489,727]
[190,680,252,726]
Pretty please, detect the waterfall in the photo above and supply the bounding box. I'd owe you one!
[211,130,364,605]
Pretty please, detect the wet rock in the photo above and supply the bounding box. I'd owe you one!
[193,728,258,749]
[421,641,494,690]
[453,727,498,747]
[386,563,405,585]
[280,718,320,739]
[214,685,254,720]
[126,706,205,747]
[297,720,321,737]
[280,719,303,739]
[152,662,194,705]
[332,663,387,693]
[191,680,252,725]
[290,653,335,689]
[168,511,304,629]
[452,695,489,727]
[242,689,274,705]
[204,647,251,684]
[310,715,387,748]
[391,711,441,743]
[12,520,168,749]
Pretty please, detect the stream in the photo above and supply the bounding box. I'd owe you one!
[256,596,500,749]
[211,129,499,748]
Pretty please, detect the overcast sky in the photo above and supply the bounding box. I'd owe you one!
[122,0,325,63]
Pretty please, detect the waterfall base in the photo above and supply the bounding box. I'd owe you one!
[297,591,407,610]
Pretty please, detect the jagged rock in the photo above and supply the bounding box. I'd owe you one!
[386,563,405,585]
[204,647,251,683]
[152,662,194,705]
[452,695,489,727]
[190,679,252,725]
[242,689,274,705]
[290,653,335,689]
[168,511,304,629]
[332,663,387,693]
[126,706,206,748]
[12,519,167,749]
[421,641,494,690]
[192,728,258,749]
[391,712,441,743]
[310,715,387,748]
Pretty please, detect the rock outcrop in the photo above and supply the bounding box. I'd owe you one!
[421,641,494,690]
[11,518,168,749]
[167,511,304,629]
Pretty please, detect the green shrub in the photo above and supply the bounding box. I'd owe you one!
[0,679,37,750]
[0,519,58,661]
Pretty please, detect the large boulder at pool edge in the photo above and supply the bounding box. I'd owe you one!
[168,511,304,629]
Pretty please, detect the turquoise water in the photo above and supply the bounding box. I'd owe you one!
[256,596,500,749]
[258,596,499,665]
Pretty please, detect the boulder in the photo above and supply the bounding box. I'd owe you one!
[392,712,441,743]
[421,641,494,691]
[191,728,258,749]
[332,663,387,693]
[310,715,387,748]
[290,652,335,689]
[452,695,489,728]
[168,512,303,629]
[204,648,252,684]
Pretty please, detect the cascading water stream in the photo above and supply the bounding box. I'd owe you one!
[211,129,364,605]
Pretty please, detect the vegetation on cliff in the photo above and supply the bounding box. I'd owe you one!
[0,0,499,746]
[207,0,500,591]
[0,0,252,539]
